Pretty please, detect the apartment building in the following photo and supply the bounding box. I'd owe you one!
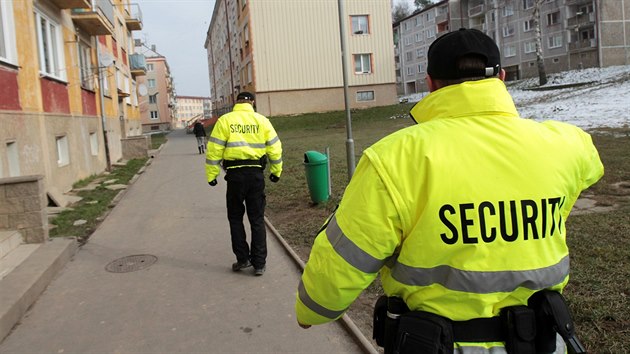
[136,54,177,133]
[205,0,397,117]
[0,0,146,200]
[395,0,630,94]
[175,96,212,128]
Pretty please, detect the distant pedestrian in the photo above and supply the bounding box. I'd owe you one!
[193,121,207,154]
[205,91,283,276]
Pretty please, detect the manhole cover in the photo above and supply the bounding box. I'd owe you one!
[105,254,157,273]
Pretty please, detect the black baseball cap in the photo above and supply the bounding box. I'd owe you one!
[427,28,501,80]
[236,91,255,101]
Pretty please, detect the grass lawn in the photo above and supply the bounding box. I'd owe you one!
[265,106,630,352]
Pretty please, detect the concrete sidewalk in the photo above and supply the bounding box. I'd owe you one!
[0,130,366,353]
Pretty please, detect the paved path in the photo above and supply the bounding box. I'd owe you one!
[0,129,362,353]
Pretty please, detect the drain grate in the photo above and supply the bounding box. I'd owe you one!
[105,254,158,273]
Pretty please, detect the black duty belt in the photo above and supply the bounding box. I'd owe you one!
[452,316,503,342]
[223,158,265,168]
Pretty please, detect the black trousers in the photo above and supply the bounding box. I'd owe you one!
[225,167,267,269]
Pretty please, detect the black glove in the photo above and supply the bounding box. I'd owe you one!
[208,179,217,186]
[269,174,280,183]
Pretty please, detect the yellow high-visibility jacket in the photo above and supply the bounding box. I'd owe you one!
[205,103,282,181]
[296,79,603,351]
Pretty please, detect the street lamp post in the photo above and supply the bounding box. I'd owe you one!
[337,0,356,180]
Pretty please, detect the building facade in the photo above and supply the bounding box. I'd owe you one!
[0,0,146,200]
[395,0,630,94]
[175,96,212,128]
[136,54,177,133]
[205,0,398,117]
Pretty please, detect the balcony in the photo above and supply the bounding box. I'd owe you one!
[567,12,595,28]
[125,3,143,31]
[566,0,592,5]
[435,12,448,24]
[72,0,114,36]
[468,4,484,17]
[568,38,597,52]
[129,53,146,77]
[49,0,90,9]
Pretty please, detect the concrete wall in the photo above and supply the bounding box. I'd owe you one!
[121,136,149,160]
[0,175,47,243]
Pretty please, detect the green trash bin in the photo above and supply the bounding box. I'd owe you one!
[304,150,329,204]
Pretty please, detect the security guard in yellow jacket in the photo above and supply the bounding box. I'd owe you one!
[206,92,282,276]
[296,29,603,353]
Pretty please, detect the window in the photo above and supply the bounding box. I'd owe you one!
[149,94,157,104]
[78,41,93,90]
[502,25,515,37]
[356,91,374,101]
[406,67,413,75]
[150,111,159,119]
[416,49,424,58]
[0,0,17,64]
[148,79,156,88]
[404,36,411,45]
[102,69,110,96]
[504,45,516,57]
[426,11,434,22]
[417,63,424,73]
[548,34,562,48]
[351,15,369,35]
[523,0,534,9]
[7,141,20,177]
[547,11,559,26]
[426,28,436,39]
[354,54,371,74]
[415,17,422,26]
[146,63,154,71]
[34,9,65,80]
[523,19,534,32]
[415,33,422,42]
[405,51,412,61]
[503,3,514,17]
[56,135,69,166]
[89,132,98,156]
[524,41,536,53]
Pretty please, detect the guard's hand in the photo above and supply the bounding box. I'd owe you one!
[208,179,217,186]
[298,321,311,329]
[269,174,280,183]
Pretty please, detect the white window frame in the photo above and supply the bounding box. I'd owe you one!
[547,11,560,26]
[504,45,516,57]
[150,111,159,119]
[523,0,534,9]
[354,53,371,74]
[415,33,422,42]
[0,0,18,65]
[34,9,66,81]
[548,34,562,49]
[503,4,514,17]
[149,94,157,104]
[351,15,369,35]
[502,25,515,37]
[78,40,94,90]
[146,63,154,71]
[523,19,534,32]
[356,91,374,101]
[148,78,156,88]
[406,66,413,76]
[417,63,424,73]
[416,48,424,58]
[524,41,536,53]
[56,135,70,167]
[426,28,436,39]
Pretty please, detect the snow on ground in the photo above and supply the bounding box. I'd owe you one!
[399,65,630,130]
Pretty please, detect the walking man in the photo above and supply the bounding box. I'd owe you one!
[193,121,207,154]
[295,29,603,353]
[205,92,282,276]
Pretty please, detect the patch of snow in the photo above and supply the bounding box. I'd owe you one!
[399,65,630,129]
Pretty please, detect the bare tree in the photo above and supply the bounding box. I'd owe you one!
[393,2,412,23]
[532,0,548,85]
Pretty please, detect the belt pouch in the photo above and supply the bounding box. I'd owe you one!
[394,311,454,354]
[500,306,537,354]
[372,295,388,347]
[385,297,409,354]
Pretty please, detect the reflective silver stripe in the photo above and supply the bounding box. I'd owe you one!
[208,137,226,146]
[226,141,266,149]
[326,216,387,274]
[390,255,570,294]
[266,136,279,145]
[205,159,221,165]
[269,158,282,164]
[298,280,346,320]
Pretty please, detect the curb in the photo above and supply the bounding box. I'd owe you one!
[264,216,380,354]
[0,237,78,343]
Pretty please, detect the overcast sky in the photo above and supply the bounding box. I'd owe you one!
[135,0,418,98]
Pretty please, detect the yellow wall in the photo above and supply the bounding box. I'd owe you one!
[13,0,43,112]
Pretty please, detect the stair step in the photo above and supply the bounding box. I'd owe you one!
[0,230,24,260]
[0,243,41,281]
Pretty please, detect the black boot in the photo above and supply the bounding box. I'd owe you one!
[198,146,202,154]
